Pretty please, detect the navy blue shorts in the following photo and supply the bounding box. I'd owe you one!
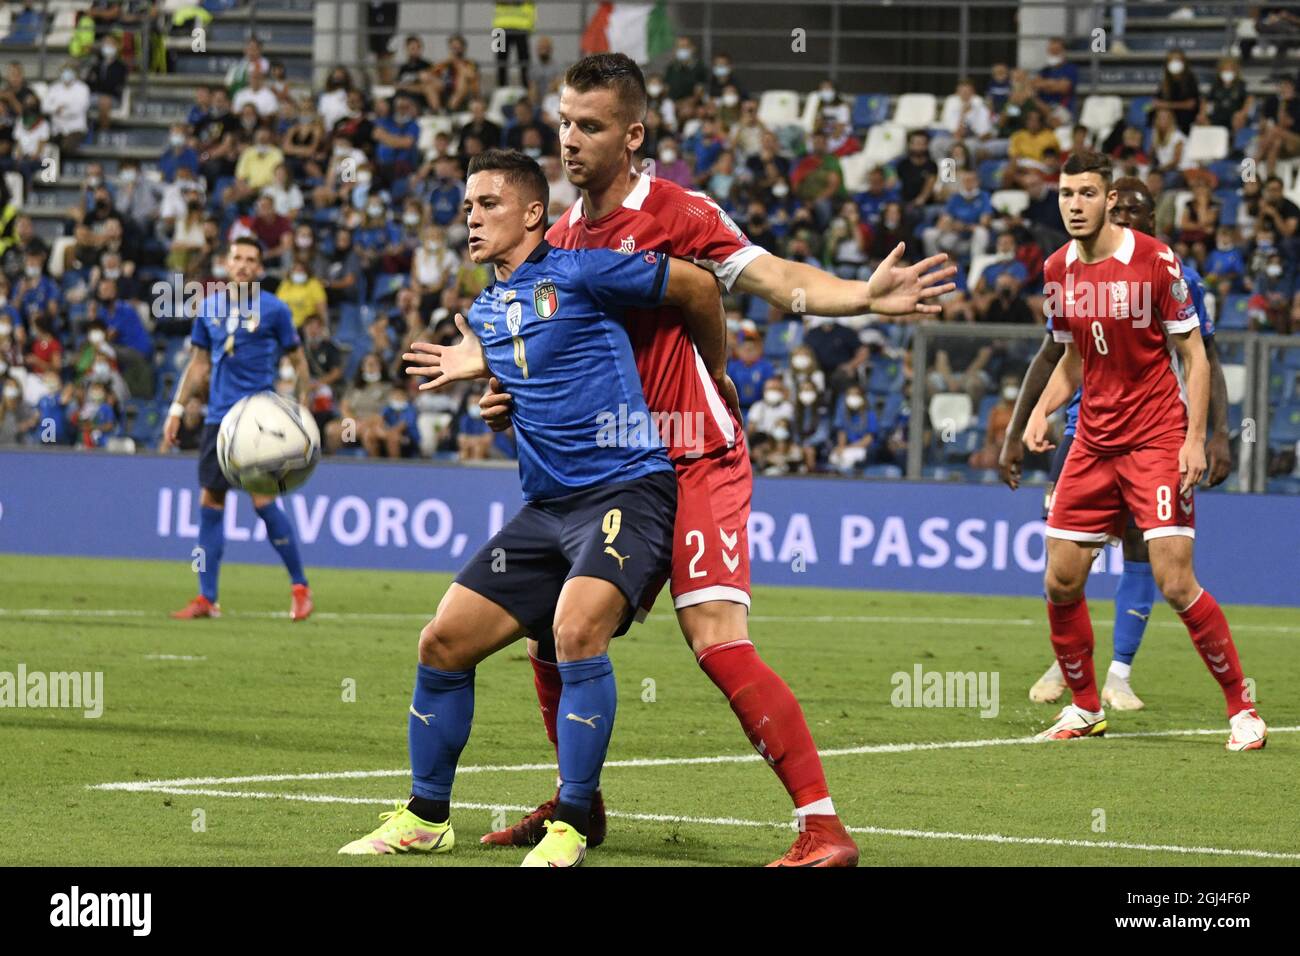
[198,423,230,494]
[454,469,677,640]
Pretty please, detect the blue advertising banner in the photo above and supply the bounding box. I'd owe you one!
[0,450,1294,606]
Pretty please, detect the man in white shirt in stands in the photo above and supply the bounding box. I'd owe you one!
[41,62,90,152]
[938,76,1005,160]
[233,66,280,119]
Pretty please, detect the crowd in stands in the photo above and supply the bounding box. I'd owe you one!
[0,19,1298,482]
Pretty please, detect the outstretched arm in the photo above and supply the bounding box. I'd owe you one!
[403,313,489,390]
[734,243,956,317]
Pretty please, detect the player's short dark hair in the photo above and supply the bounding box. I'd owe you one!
[467,148,549,214]
[563,53,647,125]
[1112,176,1154,208]
[229,236,264,260]
[1062,149,1112,186]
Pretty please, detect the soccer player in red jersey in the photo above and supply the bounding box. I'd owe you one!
[1023,150,1266,751]
[477,54,957,865]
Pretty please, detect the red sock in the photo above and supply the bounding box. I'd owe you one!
[697,639,830,809]
[529,653,561,758]
[1178,589,1251,717]
[1046,597,1101,712]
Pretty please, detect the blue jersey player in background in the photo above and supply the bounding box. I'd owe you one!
[1000,177,1232,712]
[338,149,729,867]
[162,236,316,622]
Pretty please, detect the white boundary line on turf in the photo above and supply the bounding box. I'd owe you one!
[88,784,1300,862]
[6,606,1299,633]
[89,725,1300,793]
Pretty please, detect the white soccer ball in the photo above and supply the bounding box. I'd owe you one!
[216,391,321,495]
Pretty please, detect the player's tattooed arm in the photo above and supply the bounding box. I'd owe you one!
[1173,327,1210,493]
[162,345,211,449]
[1204,337,1232,487]
[999,334,1066,489]
[403,313,489,390]
[1023,344,1081,454]
[734,243,956,318]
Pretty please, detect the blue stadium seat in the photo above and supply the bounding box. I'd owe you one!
[976,393,999,430]
[978,159,1005,192]
[1233,127,1256,154]
[1214,189,1240,225]
[125,400,162,447]
[852,94,892,132]
[1207,159,1239,185]
[1217,294,1250,330]
[1267,404,1300,446]
[1125,95,1153,130]
[370,273,407,303]
[867,358,902,396]
[1281,349,1300,371]
[1266,476,1300,495]
[863,463,903,479]
[763,320,802,361]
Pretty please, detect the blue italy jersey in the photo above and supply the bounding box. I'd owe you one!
[191,286,300,425]
[468,241,674,501]
[1051,263,1213,438]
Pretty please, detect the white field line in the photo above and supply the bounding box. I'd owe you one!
[90,725,1300,794]
[4,606,1298,633]
[93,785,1300,862]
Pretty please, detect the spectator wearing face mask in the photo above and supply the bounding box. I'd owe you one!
[323,227,363,305]
[41,62,90,152]
[24,316,61,375]
[114,160,160,228]
[33,372,73,445]
[643,73,677,130]
[277,257,328,329]
[1204,226,1248,297]
[923,167,993,261]
[71,380,117,447]
[355,197,402,283]
[754,418,805,476]
[971,231,1028,316]
[784,345,826,394]
[374,94,421,187]
[1033,36,1078,126]
[87,35,127,133]
[0,373,39,445]
[249,193,292,261]
[790,383,831,471]
[746,376,795,447]
[0,310,20,368]
[12,94,50,179]
[969,376,1020,469]
[829,387,877,473]
[17,253,59,331]
[457,388,495,460]
[159,126,201,184]
[1202,57,1253,134]
[411,226,459,312]
[652,136,692,188]
[382,384,420,458]
[264,165,304,219]
[1150,49,1201,135]
[707,53,744,100]
[1247,252,1298,333]
[326,353,396,456]
[665,37,709,101]
[227,127,284,206]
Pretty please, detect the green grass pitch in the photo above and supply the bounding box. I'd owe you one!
[1,553,1296,867]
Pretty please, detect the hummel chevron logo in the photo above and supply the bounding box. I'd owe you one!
[1125,609,1151,622]
[604,546,628,570]
[720,529,739,572]
[1065,665,1084,680]
[719,529,737,550]
[1157,247,1182,277]
[565,713,602,728]
[1206,651,1230,674]
[409,705,435,725]
[1179,499,1193,516]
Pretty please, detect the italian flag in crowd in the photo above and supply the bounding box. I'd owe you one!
[581,2,675,62]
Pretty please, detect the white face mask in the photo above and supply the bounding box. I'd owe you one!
[86,176,101,188]
[1045,55,1063,68]
[212,263,229,279]
[367,204,383,218]
[1167,59,1185,75]
[389,398,408,411]
[798,390,817,405]
[89,328,106,346]
[291,272,307,284]
[403,212,420,226]
[120,169,137,184]
[523,146,542,159]
[997,248,1014,261]
[3,385,18,400]
[363,370,382,383]
[296,235,312,248]
[675,48,691,62]
[713,65,730,79]
[92,360,110,378]
[102,46,116,60]
[170,133,185,147]
[279,366,295,382]
[660,147,677,164]
[357,171,372,184]
[1220,71,1236,84]
[845,395,865,411]
[820,89,835,103]
[771,182,789,198]
[0,321,10,337]
[1002,386,1018,402]
[791,354,812,370]
[722,92,739,108]
[764,389,783,405]
[772,426,790,442]
[1266,263,1283,278]
[647,82,663,98]
[467,403,483,419]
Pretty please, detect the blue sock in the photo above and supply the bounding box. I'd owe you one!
[255,502,307,587]
[408,663,475,802]
[556,654,617,818]
[1113,560,1156,666]
[198,505,225,602]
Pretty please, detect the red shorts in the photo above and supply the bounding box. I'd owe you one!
[1046,432,1195,546]
[636,437,752,618]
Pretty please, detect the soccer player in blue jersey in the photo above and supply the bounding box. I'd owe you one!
[337,149,730,866]
[1000,177,1231,709]
[162,237,316,622]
